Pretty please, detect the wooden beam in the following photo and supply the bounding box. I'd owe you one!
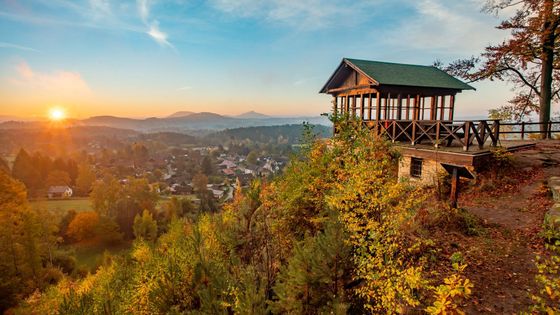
[376,92,381,120]
[368,93,373,120]
[448,95,455,120]
[360,94,365,119]
[439,95,446,121]
[397,94,402,120]
[406,95,411,120]
[450,167,459,208]
[333,96,338,116]
[430,96,436,120]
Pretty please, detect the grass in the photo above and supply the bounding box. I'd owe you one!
[72,241,132,273]
[30,198,93,214]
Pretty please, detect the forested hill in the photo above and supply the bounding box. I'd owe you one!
[205,124,332,145]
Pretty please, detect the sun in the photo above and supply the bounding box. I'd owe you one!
[48,107,66,121]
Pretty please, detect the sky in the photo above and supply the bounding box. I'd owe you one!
[0,0,524,119]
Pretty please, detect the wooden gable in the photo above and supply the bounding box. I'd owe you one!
[321,62,376,95]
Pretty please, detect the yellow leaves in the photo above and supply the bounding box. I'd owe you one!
[426,264,473,315]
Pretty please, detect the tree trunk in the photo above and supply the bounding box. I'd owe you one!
[540,0,555,138]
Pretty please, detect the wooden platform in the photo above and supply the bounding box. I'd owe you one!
[396,141,536,167]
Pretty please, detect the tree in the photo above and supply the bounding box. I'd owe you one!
[201,155,214,176]
[246,150,258,165]
[0,170,58,309]
[441,0,560,135]
[66,211,100,242]
[75,164,96,196]
[45,170,71,187]
[133,210,158,242]
[192,172,209,193]
[11,148,39,192]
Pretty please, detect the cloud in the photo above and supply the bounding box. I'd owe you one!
[177,85,193,91]
[147,21,173,47]
[13,62,90,93]
[136,0,174,48]
[137,0,150,22]
[209,0,381,30]
[385,0,505,56]
[0,42,39,52]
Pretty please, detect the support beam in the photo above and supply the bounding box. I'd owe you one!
[448,95,455,120]
[376,92,381,120]
[406,95,411,120]
[450,167,459,208]
[439,95,446,121]
[360,93,365,119]
[368,93,373,120]
[397,94,402,120]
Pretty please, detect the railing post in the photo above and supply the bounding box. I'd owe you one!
[521,122,525,140]
[479,121,486,149]
[463,121,471,151]
[435,121,440,148]
[411,121,417,145]
[391,121,397,142]
[494,120,500,146]
[548,121,553,139]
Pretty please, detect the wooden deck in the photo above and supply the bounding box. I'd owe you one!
[363,119,500,151]
[396,140,536,167]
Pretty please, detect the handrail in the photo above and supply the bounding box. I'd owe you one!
[361,119,501,151]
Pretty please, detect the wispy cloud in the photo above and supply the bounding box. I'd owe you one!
[177,85,193,91]
[12,61,90,93]
[137,0,150,22]
[0,41,39,52]
[209,0,383,30]
[147,21,172,47]
[136,0,174,48]
[384,0,504,56]
[89,0,112,17]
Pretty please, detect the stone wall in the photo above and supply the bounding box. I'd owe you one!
[398,155,446,185]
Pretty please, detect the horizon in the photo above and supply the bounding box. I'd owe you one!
[0,0,537,119]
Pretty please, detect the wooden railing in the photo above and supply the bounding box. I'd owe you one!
[498,121,560,140]
[362,120,500,151]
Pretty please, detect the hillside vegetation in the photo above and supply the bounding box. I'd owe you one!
[4,120,559,314]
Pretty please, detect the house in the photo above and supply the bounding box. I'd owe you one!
[47,186,73,199]
[219,160,237,169]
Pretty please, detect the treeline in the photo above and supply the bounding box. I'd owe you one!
[10,149,82,197]
[205,124,332,145]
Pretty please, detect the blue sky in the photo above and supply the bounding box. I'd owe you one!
[0,0,519,118]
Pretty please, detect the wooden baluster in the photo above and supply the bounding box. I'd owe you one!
[463,121,471,151]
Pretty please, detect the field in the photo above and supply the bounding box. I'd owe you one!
[30,198,93,213]
[30,195,197,216]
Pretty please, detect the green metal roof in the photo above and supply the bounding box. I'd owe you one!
[324,58,475,91]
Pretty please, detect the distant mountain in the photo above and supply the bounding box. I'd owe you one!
[234,111,270,119]
[1,112,331,133]
[168,111,195,118]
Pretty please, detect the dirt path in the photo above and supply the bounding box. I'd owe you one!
[456,141,560,314]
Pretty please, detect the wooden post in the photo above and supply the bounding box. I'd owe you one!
[448,95,455,121]
[397,94,402,120]
[368,93,373,120]
[360,94,365,119]
[439,96,446,121]
[346,95,350,114]
[385,94,390,120]
[413,95,419,121]
[430,96,437,120]
[521,122,525,140]
[406,95,411,120]
[463,121,471,151]
[376,92,381,121]
[450,167,459,208]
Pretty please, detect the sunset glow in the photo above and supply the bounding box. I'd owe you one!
[48,107,66,121]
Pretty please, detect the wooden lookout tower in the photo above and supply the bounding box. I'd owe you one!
[320,58,517,198]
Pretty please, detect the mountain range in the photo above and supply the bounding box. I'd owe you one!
[0,111,331,133]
